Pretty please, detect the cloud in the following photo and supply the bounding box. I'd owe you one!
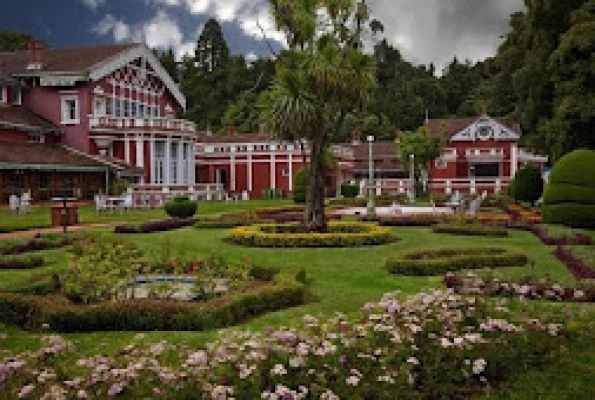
[367,0,525,72]
[82,0,106,11]
[93,10,196,60]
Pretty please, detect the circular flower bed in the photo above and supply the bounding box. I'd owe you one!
[432,222,509,237]
[386,247,528,276]
[230,222,396,248]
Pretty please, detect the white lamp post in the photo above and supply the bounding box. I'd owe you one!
[367,135,375,216]
[409,154,415,204]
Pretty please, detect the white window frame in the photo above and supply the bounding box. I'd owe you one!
[12,87,22,105]
[435,159,447,169]
[0,86,6,103]
[61,95,80,125]
[282,168,290,177]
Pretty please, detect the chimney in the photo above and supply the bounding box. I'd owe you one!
[351,129,361,145]
[27,41,44,71]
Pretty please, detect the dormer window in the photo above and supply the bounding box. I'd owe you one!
[477,125,493,140]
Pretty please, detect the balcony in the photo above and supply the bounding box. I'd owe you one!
[89,116,196,136]
[518,149,548,163]
[465,148,504,161]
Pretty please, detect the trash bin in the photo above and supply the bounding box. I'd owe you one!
[51,204,79,227]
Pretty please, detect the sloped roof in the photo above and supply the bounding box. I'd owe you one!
[0,142,109,170]
[0,44,136,78]
[0,106,60,133]
[425,116,521,139]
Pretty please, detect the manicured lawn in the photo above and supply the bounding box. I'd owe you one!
[0,199,291,233]
[0,222,594,398]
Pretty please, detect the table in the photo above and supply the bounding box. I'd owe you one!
[50,198,79,229]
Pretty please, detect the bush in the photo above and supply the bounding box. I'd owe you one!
[195,211,265,229]
[0,255,44,270]
[430,193,449,206]
[432,222,509,237]
[0,272,305,332]
[164,197,197,219]
[543,150,595,228]
[0,234,79,256]
[386,247,528,276]
[511,167,544,205]
[115,218,195,234]
[261,188,284,199]
[230,222,396,248]
[293,168,307,204]
[340,183,359,198]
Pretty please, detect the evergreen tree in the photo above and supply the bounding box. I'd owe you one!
[0,31,42,52]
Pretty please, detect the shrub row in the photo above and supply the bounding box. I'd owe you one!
[555,246,595,280]
[432,223,509,237]
[230,222,396,248]
[0,235,77,256]
[195,211,266,229]
[530,225,592,245]
[0,272,305,332]
[386,247,528,276]
[543,183,595,206]
[0,255,44,270]
[115,218,195,234]
[445,273,595,303]
[541,204,595,228]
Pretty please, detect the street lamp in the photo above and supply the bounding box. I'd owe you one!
[367,135,375,216]
[409,154,415,204]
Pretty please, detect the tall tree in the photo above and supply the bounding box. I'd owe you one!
[0,31,41,52]
[263,0,376,231]
[395,126,442,180]
[156,48,179,83]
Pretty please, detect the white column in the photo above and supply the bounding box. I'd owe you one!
[188,143,195,185]
[124,136,130,163]
[248,146,253,192]
[177,140,183,185]
[511,144,518,178]
[136,137,144,168]
[164,138,171,187]
[288,151,293,191]
[150,139,155,184]
[270,144,276,189]
[230,146,236,192]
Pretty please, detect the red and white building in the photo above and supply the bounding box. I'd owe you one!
[0,42,219,204]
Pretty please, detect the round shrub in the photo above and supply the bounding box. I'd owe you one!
[386,247,528,276]
[543,149,595,228]
[165,197,197,219]
[293,168,307,204]
[511,167,543,205]
[230,222,396,248]
[340,183,359,198]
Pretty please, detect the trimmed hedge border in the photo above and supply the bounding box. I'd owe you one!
[230,222,396,248]
[0,272,305,332]
[386,247,528,276]
[555,246,595,280]
[445,273,595,303]
[530,225,592,246]
[0,235,77,256]
[432,223,509,237]
[0,255,44,270]
[542,204,595,228]
[115,218,195,234]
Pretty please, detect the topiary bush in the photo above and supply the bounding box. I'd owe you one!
[165,196,198,219]
[511,166,544,205]
[293,168,307,204]
[386,247,528,276]
[543,149,595,228]
[432,222,509,237]
[340,183,359,198]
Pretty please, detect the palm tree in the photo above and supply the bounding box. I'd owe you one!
[263,0,376,232]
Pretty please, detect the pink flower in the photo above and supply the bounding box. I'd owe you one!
[18,384,35,398]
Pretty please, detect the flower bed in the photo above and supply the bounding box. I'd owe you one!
[445,273,595,302]
[0,255,43,270]
[432,222,509,237]
[504,204,542,224]
[530,225,592,246]
[0,290,564,399]
[375,213,510,228]
[195,211,266,229]
[386,247,528,276]
[0,234,78,256]
[115,218,195,234]
[555,246,595,280]
[230,222,396,248]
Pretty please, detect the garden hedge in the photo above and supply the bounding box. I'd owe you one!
[164,196,198,219]
[0,255,44,270]
[543,149,595,228]
[230,222,396,248]
[432,223,509,237]
[115,218,195,234]
[386,247,528,276]
[0,272,305,332]
[340,184,359,198]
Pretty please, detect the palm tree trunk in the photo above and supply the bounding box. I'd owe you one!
[304,133,327,232]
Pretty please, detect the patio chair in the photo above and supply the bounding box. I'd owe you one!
[94,194,107,213]
[9,194,20,213]
[122,193,134,212]
[20,191,31,214]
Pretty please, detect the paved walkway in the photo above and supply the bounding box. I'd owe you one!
[0,223,113,239]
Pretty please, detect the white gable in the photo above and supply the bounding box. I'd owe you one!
[450,115,520,142]
[88,45,186,110]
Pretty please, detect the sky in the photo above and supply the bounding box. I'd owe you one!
[0,0,526,72]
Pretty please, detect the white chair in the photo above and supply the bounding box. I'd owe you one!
[241,191,250,201]
[122,194,134,211]
[9,195,20,213]
[20,192,31,214]
[94,194,107,213]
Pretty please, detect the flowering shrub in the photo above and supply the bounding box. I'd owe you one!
[0,255,43,270]
[387,247,528,276]
[432,222,509,237]
[504,204,542,224]
[446,272,595,302]
[230,222,396,248]
[0,290,563,399]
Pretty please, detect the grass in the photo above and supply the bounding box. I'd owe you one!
[570,245,595,269]
[0,199,291,233]
[0,219,594,398]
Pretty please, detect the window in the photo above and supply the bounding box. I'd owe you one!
[154,141,165,184]
[106,97,113,116]
[435,159,447,169]
[131,101,137,117]
[12,87,21,105]
[171,142,179,184]
[28,133,44,143]
[282,168,290,177]
[123,99,130,117]
[139,104,145,117]
[115,98,121,117]
[0,86,7,103]
[61,95,79,124]
[470,163,500,178]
